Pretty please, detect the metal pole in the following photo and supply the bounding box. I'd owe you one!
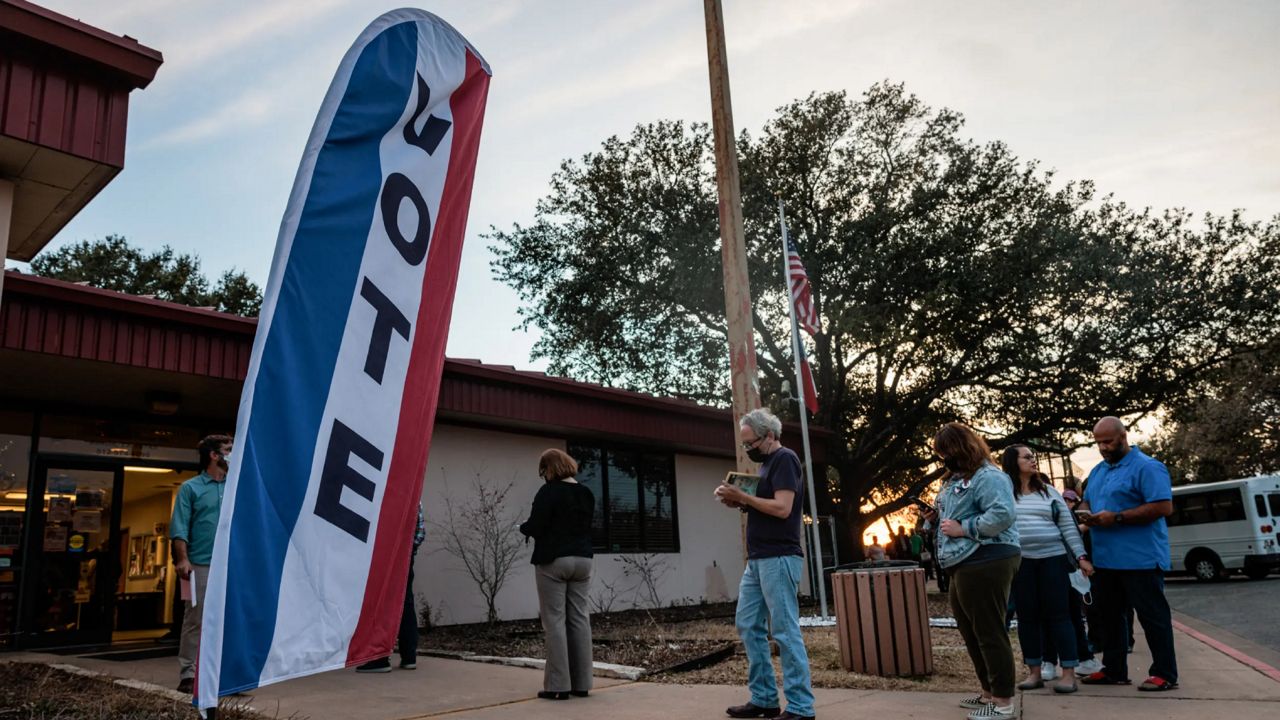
[704,0,760,474]
[778,200,828,619]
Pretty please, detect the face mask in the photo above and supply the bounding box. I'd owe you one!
[746,446,768,463]
[1069,569,1092,599]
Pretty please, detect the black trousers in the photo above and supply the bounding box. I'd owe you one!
[1091,568,1177,683]
[397,551,419,664]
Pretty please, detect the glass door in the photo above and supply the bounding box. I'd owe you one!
[20,461,122,648]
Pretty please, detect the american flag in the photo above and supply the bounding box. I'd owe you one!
[787,239,821,338]
[786,239,820,414]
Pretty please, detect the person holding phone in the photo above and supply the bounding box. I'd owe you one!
[714,408,815,720]
[1076,417,1178,692]
[927,423,1020,720]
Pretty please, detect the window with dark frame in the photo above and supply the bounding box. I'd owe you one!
[570,443,679,553]
[1169,488,1247,527]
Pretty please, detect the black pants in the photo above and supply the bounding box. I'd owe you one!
[397,552,419,664]
[1092,568,1177,683]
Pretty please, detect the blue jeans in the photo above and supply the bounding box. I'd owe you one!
[736,556,814,717]
[1011,555,1078,668]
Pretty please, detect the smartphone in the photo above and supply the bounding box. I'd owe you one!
[1073,510,1092,523]
[906,496,935,512]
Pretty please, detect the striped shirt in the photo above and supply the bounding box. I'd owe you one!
[1014,487,1086,560]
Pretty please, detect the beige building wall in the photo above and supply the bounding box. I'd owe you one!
[412,424,761,626]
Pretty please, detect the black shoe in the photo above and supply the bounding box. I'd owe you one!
[778,713,815,720]
[176,678,194,694]
[537,691,569,700]
[570,690,589,697]
[727,702,781,718]
[356,659,392,673]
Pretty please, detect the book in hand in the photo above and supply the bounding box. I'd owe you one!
[724,471,760,497]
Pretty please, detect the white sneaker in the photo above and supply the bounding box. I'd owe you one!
[1041,662,1059,680]
[968,703,1015,719]
[1077,658,1103,675]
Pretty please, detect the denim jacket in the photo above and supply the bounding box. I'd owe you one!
[934,462,1019,569]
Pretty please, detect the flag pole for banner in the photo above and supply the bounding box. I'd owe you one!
[777,199,828,620]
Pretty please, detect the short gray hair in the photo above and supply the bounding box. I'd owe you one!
[740,408,782,440]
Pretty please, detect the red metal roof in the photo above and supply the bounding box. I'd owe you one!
[0,0,163,89]
[0,271,831,461]
[1,0,163,260]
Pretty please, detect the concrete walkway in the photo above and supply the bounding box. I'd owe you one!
[7,620,1278,720]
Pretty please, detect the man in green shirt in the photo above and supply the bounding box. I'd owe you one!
[170,434,232,694]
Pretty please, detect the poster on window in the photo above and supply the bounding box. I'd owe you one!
[49,497,72,522]
[43,525,67,552]
[72,510,102,533]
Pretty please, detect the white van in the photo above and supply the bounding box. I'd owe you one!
[1168,475,1280,581]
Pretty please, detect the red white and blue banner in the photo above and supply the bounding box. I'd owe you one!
[196,10,490,711]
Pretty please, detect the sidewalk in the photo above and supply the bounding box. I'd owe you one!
[7,620,1277,720]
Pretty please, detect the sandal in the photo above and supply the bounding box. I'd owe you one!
[1138,676,1178,692]
[1080,671,1131,685]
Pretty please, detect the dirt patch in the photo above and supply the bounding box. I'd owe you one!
[0,662,271,720]
[426,603,741,671]
[425,593,1023,692]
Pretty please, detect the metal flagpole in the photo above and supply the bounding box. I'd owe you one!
[777,199,828,619]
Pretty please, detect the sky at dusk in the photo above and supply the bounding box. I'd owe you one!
[11,1,1278,474]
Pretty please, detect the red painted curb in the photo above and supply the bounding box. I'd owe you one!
[1172,619,1280,684]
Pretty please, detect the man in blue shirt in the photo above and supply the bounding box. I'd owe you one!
[169,434,232,694]
[1078,417,1178,691]
[715,408,815,720]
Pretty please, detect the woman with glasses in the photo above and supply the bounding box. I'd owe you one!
[1000,446,1093,694]
[926,423,1020,720]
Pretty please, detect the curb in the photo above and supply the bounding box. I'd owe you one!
[421,650,646,680]
[1172,620,1280,684]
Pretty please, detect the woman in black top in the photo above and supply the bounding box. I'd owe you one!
[519,448,595,700]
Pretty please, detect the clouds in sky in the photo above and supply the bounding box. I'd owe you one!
[26,1,1280,377]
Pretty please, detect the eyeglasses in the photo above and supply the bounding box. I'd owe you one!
[741,436,765,451]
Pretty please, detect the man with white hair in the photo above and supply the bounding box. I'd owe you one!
[1077,417,1178,692]
[714,408,815,720]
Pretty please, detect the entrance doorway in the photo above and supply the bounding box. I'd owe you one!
[18,456,198,649]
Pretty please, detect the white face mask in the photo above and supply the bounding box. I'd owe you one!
[1069,569,1092,600]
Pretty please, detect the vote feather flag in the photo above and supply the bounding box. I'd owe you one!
[196,10,490,712]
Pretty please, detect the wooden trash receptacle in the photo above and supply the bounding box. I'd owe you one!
[832,565,933,676]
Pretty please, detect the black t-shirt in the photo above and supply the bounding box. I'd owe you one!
[745,446,805,559]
